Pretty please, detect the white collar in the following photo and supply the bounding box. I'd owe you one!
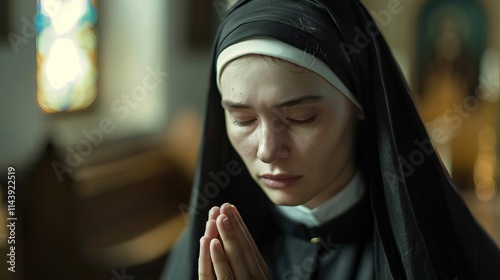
[275,170,365,227]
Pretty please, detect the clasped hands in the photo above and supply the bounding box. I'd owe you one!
[198,203,268,280]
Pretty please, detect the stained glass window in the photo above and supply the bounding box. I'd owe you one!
[36,0,98,113]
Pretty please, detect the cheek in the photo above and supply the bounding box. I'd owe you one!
[296,113,357,167]
[225,120,256,160]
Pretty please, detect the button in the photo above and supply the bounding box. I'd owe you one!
[310,237,321,244]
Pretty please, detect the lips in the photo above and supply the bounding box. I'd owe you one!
[260,174,302,188]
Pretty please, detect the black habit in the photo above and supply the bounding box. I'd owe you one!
[161,0,500,279]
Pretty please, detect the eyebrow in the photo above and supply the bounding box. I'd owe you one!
[221,96,325,109]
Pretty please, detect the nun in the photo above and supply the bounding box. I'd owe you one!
[161,0,500,279]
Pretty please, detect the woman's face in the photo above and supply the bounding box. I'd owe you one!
[220,55,362,208]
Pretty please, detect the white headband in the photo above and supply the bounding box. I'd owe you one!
[216,37,363,112]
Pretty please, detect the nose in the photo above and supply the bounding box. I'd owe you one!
[256,122,289,163]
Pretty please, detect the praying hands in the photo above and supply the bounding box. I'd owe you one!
[198,203,268,280]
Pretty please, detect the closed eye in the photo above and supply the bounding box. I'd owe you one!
[287,115,317,125]
[232,119,256,127]
[232,115,317,127]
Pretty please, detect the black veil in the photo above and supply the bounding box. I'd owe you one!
[162,0,500,279]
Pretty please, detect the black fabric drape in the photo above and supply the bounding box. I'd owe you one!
[162,0,500,279]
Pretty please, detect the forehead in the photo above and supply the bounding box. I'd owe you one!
[223,55,306,71]
[220,55,309,81]
[219,55,336,100]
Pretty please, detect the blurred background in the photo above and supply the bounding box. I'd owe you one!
[0,0,498,279]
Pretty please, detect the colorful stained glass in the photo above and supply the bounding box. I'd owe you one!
[36,0,98,113]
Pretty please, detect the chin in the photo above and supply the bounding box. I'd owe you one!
[272,200,301,206]
[264,191,310,206]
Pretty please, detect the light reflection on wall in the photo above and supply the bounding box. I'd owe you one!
[36,0,98,113]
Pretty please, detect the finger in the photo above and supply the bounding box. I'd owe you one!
[210,239,235,280]
[198,237,216,280]
[216,213,251,279]
[231,204,268,275]
[209,206,220,220]
[221,203,267,278]
[204,219,219,240]
[205,207,221,240]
